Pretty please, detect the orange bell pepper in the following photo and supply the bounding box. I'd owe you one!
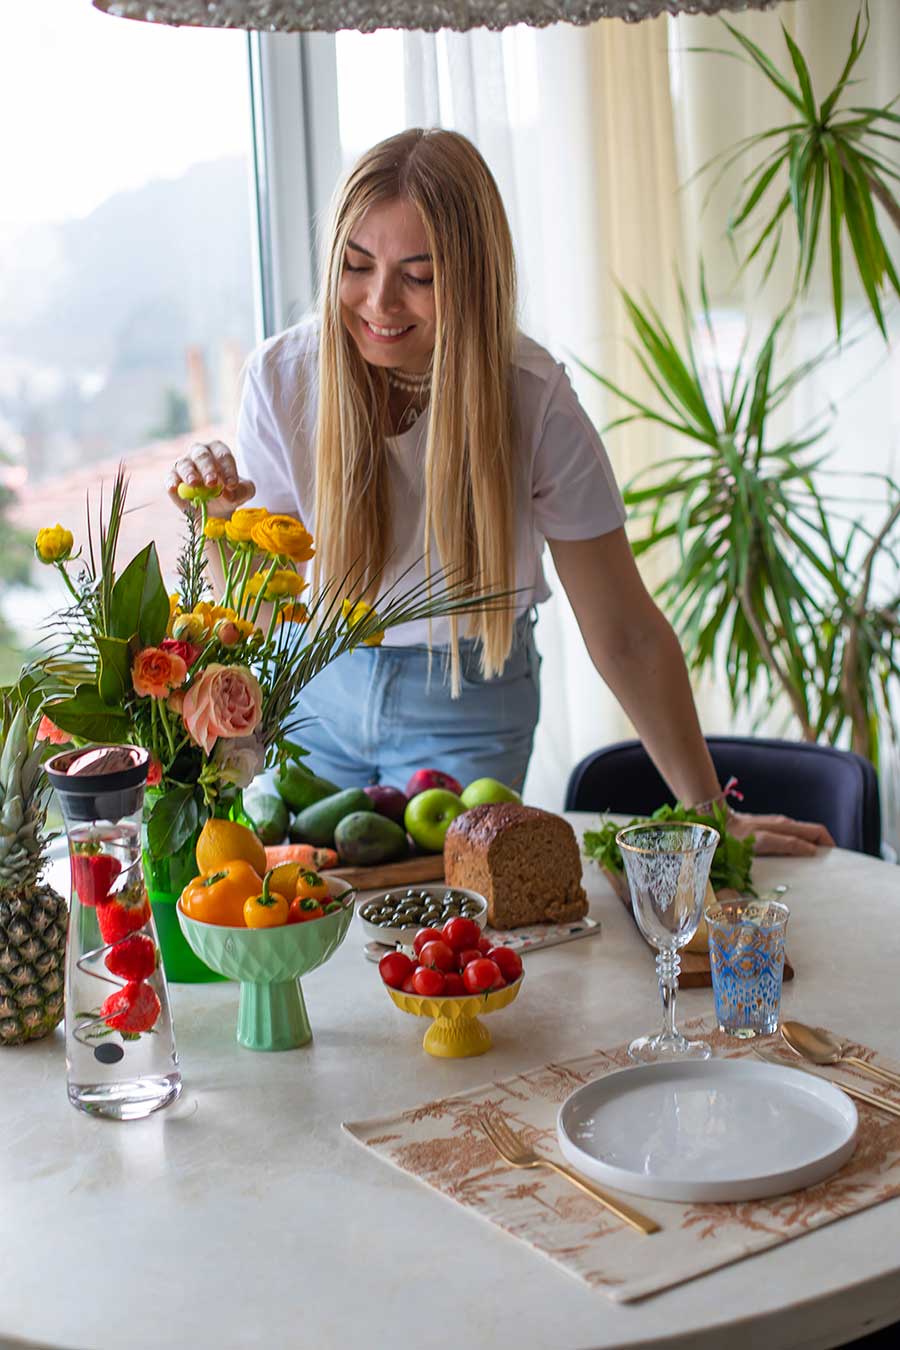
[294,868,330,903]
[180,860,262,927]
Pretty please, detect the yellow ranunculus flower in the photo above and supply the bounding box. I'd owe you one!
[35,524,74,564]
[277,603,310,625]
[341,599,385,647]
[250,514,315,563]
[166,592,183,635]
[191,602,237,638]
[204,518,227,541]
[171,612,207,643]
[225,507,269,544]
[247,568,308,601]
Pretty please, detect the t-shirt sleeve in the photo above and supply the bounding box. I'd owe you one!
[531,363,626,540]
[234,351,300,516]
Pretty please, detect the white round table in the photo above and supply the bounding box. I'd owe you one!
[2,816,898,1350]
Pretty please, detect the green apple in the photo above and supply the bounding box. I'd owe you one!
[404,788,466,853]
[460,777,522,809]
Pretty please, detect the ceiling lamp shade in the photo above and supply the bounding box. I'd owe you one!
[92,1,794,33]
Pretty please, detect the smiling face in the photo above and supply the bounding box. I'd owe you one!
[339,196,436,376]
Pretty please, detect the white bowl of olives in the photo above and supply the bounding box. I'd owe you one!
[357,885,488,948]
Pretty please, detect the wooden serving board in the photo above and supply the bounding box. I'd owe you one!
[323,853,445,891]
[601,867,794,989]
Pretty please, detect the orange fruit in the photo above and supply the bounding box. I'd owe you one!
[195,818,267,877]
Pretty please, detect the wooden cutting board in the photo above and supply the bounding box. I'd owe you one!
[323,853,445,891]
[602,868,794,989]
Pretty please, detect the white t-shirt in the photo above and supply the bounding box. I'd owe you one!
[235,318,626,647]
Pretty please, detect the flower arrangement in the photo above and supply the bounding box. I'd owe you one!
[29,470,508,860]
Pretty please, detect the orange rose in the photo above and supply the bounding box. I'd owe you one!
[131,647,188,699]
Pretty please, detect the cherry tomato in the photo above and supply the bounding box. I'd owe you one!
[477,934,493,954]
[401,972,417,994]
[379,951,414,989]
[418,940,456,973]
[413,927,445,956]
[462,958,502,994]
[443,972,466,996]
[487,946,523,983]
[287,896,325,924]
[441,916,482,953]
[457,948,483,970]
[412,967,445,997]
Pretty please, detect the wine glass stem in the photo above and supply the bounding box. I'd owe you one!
[656,949,680,1040]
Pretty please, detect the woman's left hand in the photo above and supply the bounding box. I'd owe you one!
[727,810,836,856]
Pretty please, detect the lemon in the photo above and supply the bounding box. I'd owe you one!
[196,818,267,877]
[267,862,302,901]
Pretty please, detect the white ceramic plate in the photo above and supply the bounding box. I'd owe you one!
[357,885,487,948]
[557,1058,858,1203]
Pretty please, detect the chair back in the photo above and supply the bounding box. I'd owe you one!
[565,736,882,857]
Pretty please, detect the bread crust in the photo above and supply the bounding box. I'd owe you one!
[444,803,588,930]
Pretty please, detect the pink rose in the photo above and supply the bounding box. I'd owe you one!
[181,663,262,755]
[167,689,186,716]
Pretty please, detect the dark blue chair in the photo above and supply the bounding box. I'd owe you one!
[565,736,882,857]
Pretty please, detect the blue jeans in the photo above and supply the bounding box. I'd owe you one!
[290,611,541,793]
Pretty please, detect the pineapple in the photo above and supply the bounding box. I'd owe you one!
[0,707,67,1046]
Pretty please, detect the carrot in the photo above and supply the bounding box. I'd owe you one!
[264,843,340,871]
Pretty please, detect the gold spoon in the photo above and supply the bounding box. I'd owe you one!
[781,1021,900,1091]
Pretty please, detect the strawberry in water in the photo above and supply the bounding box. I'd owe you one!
[97,886,151,945]
[104,933,157,983]
[71,848,122,908]
[100,982,161,1034]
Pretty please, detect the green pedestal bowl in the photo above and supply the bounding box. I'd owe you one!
[176,877,355,1051]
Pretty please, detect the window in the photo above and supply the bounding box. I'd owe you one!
[0,2,257,679]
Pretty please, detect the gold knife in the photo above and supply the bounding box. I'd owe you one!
[752,1050,900,1119]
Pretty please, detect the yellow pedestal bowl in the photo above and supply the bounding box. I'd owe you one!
[386,975,523,1058]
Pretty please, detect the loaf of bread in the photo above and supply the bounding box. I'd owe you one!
[443,803,588,929]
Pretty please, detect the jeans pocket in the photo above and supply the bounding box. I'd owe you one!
[459,617,537,689]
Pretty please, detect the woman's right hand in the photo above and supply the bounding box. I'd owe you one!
[166,441,256,517]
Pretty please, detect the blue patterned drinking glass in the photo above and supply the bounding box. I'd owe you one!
[706,899,790,1038]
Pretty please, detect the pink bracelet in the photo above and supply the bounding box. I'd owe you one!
[688,776,744,816]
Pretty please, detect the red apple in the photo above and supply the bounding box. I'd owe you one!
[404,768,463,799]
[363,784,408,824]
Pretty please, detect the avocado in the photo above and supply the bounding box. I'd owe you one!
[334,812,409,867]
[289,787,374,847]
[275,760,341,813]
[242,787,290,846]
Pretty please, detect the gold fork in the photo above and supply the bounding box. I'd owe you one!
[477,1110,659,1235]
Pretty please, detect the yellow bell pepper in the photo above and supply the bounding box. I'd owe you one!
[243,870,290,929]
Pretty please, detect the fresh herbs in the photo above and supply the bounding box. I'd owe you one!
[582,802,756,895]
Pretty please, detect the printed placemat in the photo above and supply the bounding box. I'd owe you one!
[343,1020,900,1302]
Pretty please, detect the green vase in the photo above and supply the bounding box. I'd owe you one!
[142,787,253,984]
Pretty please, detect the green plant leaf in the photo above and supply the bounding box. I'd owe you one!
[820,6,868,122]
[720,19,808,116]
[44,686,130,742]
[109,543,169,646]
[97,635,131,706]
[781,23,818,122]
[146,784,199,860]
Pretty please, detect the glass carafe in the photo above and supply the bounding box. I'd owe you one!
[46,746,182,1120]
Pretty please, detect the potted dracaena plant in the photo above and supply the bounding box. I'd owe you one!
[581,3,899,773]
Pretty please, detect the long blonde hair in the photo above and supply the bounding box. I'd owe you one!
[313,128,518,683]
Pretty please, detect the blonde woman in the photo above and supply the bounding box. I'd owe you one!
[168,128,831,858]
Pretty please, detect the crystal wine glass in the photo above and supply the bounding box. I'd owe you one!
[616,821,719,1063]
